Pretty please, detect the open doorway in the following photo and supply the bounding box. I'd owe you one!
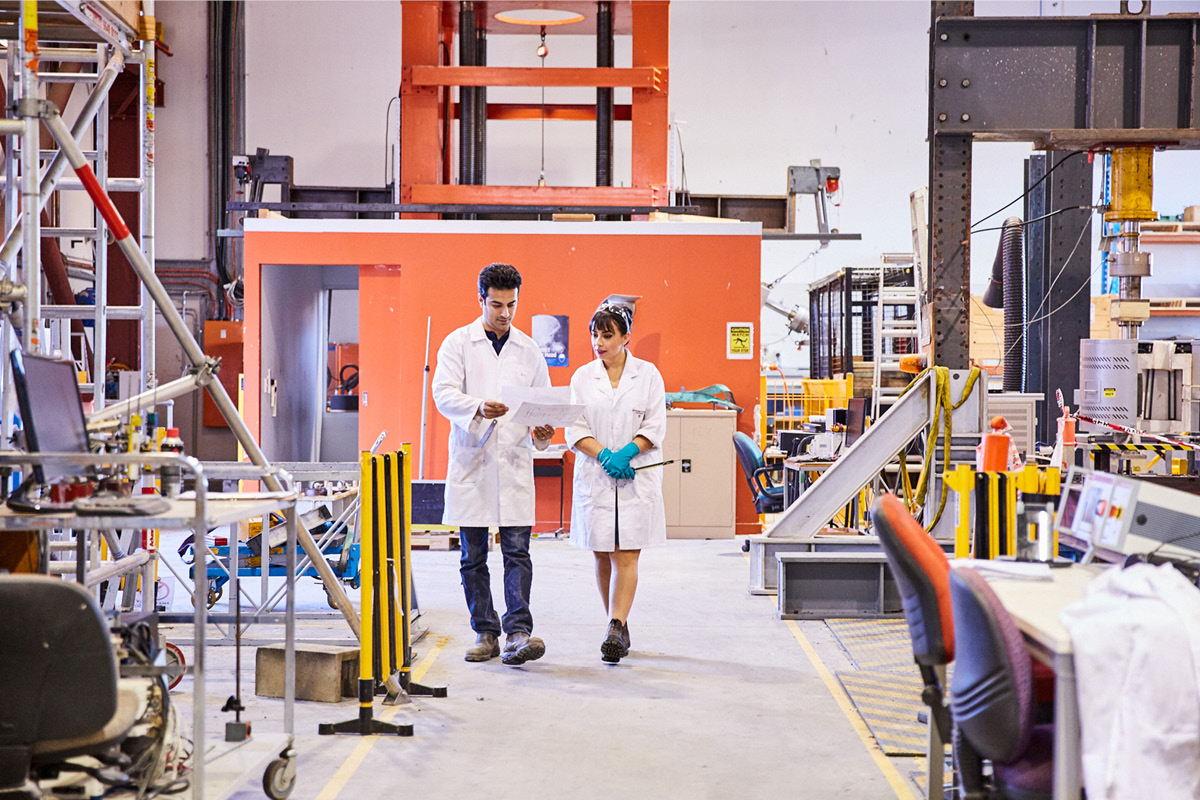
[259,264,358,462]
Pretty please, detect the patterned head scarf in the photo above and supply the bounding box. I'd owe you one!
[591,302,634,335]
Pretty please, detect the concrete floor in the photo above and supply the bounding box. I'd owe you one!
[165,537,919,800]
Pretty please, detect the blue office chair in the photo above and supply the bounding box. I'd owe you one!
[732,432,785,513]
[949,567,1054,800]
[0,575,141,795]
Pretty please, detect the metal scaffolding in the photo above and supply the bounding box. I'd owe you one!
[0,0,153,431]
[0,2,357,625]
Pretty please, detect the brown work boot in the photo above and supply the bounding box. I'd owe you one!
[601,619,627,663]
[464,632,500,662]
[501,631,546,665]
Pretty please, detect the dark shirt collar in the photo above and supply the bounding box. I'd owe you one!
[485,328,509,355]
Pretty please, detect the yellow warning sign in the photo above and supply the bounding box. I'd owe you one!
[727,322,753,360]
[1103,388,1116,398]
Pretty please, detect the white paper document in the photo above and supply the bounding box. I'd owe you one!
[501,386,584,428]
[501,386,572,406]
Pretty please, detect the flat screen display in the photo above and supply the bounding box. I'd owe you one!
[10,350,90,482]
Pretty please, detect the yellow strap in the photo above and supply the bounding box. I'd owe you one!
[897,365,982,531]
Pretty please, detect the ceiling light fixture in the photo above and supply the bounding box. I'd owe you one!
[493,9,585,27]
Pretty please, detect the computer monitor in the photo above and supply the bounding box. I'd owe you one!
[9,349,91,484]
[1056,467,1200,561]
[845,398,867,448]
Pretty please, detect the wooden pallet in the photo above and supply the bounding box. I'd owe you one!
[410,531,458,551]
[409,530,502,551]
[1139,221,1200,234]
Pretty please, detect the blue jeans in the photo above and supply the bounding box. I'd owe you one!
[459,526,533,635]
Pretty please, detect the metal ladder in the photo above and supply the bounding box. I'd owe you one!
[871,253,919,423]
[1,5,153,422]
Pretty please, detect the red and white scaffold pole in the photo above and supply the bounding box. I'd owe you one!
[1056,389,1195,449]
[38,106,362,636]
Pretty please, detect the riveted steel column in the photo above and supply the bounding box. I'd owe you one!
[928,1,974,369]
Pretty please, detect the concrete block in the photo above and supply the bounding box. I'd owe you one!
[256,643,359,703]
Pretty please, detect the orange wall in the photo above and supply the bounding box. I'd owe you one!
[244,221,763,534]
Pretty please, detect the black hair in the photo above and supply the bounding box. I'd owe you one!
[478,263,522,298]
[590,305,631,336]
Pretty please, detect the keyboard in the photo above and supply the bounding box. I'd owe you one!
[73,494,172,516]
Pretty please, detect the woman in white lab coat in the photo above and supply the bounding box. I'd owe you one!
[567,304,667,663]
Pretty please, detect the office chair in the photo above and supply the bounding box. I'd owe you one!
[0,575,141,796]
[949,567,1054,800]
[870,494,954,743]
[732,432,785,513]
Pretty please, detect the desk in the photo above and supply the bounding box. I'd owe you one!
[782,458,833,507]
[979,563,1104,800]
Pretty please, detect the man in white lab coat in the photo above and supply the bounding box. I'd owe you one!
[432,263,555,665]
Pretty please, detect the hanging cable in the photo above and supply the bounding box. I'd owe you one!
[898,366,983,530]
[537,26,547,187]
[766,247,821,289]
[970,150,1087,230]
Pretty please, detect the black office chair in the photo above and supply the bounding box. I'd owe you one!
[0,575,141,796]
[732,432,785,513]
[949,567,1055,800]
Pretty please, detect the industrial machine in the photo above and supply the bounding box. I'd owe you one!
[1073,149,1200,466]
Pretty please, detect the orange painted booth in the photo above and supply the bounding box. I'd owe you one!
[243,219,762,535]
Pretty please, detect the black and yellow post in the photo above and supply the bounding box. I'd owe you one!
[972,471,1016,559]
[318,451,414,736]
[384,445,447,704]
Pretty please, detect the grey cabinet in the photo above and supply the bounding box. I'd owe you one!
[662,409,737,539]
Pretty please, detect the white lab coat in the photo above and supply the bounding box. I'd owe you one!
[431,318,551,527]
[1060,563,1200,800]
[566,354,667,551]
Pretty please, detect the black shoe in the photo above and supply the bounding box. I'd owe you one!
[620,621,631,654]
[601,619,626,663]
[501,631,546,665]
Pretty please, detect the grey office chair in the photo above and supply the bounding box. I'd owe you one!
[0,575,140,797]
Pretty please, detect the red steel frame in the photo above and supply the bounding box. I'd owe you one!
[399,1,670,214]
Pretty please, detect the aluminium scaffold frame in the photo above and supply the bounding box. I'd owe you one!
[0,0,359,631]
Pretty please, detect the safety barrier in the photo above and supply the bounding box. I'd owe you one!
[319,447,445,737]
[944,464,1061,560]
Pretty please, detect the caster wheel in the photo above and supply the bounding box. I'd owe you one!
[325,587,337,610]
[263,757,295,800]
[350,575,360,590]
[188,585,224,609]
[163,641,186,690]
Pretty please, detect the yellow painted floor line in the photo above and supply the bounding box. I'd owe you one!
[787,620,917,800]
[314,636,450,800]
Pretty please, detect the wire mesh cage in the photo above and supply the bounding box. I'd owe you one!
[808,267,916,379]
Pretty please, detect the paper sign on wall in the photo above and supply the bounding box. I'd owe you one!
[727,322,754,360]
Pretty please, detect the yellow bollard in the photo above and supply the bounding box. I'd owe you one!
[944,464,974,558]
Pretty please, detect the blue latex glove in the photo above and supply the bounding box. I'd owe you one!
[602,460,626,479]
[606,442,641,473]
[617,465,635,480]
[597,447,614,467]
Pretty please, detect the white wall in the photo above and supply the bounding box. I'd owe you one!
[156,0,210,260]
[154,0,1200,374]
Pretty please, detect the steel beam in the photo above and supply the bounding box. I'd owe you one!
[928,3,975,370]
[929,134,972,368]
[932,13,1200,148]
[1023,153,1094,437]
